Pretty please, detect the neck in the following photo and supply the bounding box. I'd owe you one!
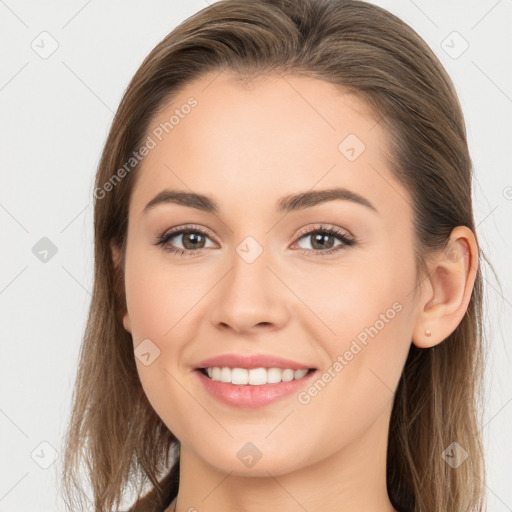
[167,407,397,512]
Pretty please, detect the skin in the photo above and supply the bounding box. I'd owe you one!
[112,72,478,512]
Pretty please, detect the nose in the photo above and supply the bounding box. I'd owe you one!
[208,244,290,335]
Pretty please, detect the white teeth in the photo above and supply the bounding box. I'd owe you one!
[220,367,231,383]
[231,368,249,385]
[267,367,282,384]
[295,369,308,379]
[281,369,295,382]
[248,367,267,385]
[203,366,310,385]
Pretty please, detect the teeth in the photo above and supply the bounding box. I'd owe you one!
[248,367,266,385]
[267,368,282,384]
[294,369,310,380]
[220,367,231,383]
[231,368,249,385]
[282,369,295,382]
[203,367,310,385]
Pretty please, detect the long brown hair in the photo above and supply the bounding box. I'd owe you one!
[60,1,487,511]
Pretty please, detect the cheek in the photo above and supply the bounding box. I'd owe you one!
[292,270,414,452]
[291,252,415,342]
[123,246,215,426]
[294,252,416,397]
[124,246,203,340]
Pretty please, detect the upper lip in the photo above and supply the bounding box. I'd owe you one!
[194,353,316,370]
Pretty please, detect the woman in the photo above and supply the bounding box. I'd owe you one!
[61,0,487,511]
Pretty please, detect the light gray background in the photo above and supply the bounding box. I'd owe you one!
[1,1,511,511]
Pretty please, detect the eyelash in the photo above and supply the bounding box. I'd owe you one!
[154,223,355,257]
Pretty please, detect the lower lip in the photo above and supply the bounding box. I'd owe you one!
[195,369,317,408]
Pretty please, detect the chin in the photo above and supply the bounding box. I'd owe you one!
[199,445,308,478]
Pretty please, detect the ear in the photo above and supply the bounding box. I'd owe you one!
[412,226,478,348]
[110,240,131,334]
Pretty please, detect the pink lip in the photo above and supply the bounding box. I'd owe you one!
[194,368,317,408]
[194,353,315,370]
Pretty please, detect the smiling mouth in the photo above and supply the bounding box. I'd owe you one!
[198,367,316,386]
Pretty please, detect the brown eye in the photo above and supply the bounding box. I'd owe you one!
[174,231,208,250]
[294,225,355,256]
[299,231,339,250]
[155,226,216,256]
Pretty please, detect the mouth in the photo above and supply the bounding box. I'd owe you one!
[193,353,318,407]
[195,365,318,408]
[197,367,317,386]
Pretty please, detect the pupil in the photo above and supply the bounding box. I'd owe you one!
[312,233,334,250]
[184,232,204,249]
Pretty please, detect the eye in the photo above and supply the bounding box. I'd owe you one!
[155,223,355,257]
[292,224,355,256]
[154,224,217,256]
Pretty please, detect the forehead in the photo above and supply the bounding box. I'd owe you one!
[162,71,382,156]
[129,71,410,224]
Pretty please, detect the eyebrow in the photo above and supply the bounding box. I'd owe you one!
[143,187,377,215]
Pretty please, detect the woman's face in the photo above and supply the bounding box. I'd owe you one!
[120,72,422,476]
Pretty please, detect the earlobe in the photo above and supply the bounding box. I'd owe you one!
[412,226,478,349]
[110,240,132,334]
[123,312,132,333]
[111,240,122,269]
